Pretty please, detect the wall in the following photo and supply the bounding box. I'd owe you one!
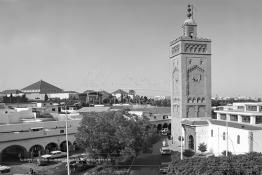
[195,125,209,152]
[25,93,45,101]
[252,130,262,153]
[208,124,250,156]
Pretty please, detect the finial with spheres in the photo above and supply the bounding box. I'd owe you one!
[187,4,193,19]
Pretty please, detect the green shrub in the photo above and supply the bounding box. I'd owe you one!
[169,152,262,175]
[221,150,232,156]
[183,149,195,157]
[198,143,207,153]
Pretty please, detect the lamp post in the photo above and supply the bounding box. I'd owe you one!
[180,121,183,160]
[226,119,228,157]
[64,102,70,175]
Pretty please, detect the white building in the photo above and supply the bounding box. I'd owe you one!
[208,103,262,156]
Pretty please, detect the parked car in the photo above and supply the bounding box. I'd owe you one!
[37,154,52,166]
[161,128,168,135]
[0,165,11,175]
[160,147,172,155]
[159,162,169,174]
[50,151,67,159]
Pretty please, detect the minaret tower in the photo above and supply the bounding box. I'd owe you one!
[170,5,211,147]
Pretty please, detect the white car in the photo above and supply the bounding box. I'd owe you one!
[49,150,67,159]
[160,147,172,155]
[0,165,11,175]
[159,162,169,174]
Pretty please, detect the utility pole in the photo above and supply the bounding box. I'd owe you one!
[226,119,228,156]
[180,121,183,160]
[65,102,70,175]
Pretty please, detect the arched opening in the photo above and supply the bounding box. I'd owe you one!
[2,145,27,162]
[60,141,72,152]
[29,145,44,158]
[163,123,168,129]
[168,123,171,131]
[45,143,58,154]
[188,135,194,150]
[157,124,162,131]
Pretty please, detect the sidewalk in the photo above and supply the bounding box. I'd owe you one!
[166,138,181,152]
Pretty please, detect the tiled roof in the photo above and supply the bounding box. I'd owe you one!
[112,89,128,95]
[21,80,63,94]
[209,119,262,130]
[83,90,95,94]
[182,119,209,126]
[99,90,111,96]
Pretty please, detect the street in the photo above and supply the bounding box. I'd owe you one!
[129,137,172,175]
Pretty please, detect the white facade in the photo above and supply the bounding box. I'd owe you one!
[205,102,262,156]
[208,123,251,156]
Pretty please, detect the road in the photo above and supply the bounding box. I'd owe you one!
[129,137,171,175]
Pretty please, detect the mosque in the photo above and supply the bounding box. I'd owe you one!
[170,5,262,156]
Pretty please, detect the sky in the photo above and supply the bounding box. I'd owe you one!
[0,0,261,97]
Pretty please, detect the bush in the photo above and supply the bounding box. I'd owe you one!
[198,143,207,153]
[183,149,195,157]
[169,152,262,175]
[221,150,232,156]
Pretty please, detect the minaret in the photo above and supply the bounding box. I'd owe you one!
[170,5,211,148]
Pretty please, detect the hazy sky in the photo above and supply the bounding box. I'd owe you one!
[0,0,261,97]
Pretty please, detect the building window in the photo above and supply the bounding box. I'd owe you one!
[60,130,64,134]
[230,115,238,122]
[256,116,262,124]
[242,116,250,123]
[220,114,227,120]
[260,106,262,112]
[223,132,226,140]
[211,130,213,137]
[52,108,56,112]
[237,135,240,144]
[237,106,244,110]
[246,105,257,112]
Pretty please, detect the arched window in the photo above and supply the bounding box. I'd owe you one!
[237,135,240,144]
[223,132,226,140]
[211,130,213,137]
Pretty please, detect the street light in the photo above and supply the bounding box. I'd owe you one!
[64,102,70,175]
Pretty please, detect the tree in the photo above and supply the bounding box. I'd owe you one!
[198,143,207,153]
[44,94,49,101]
[75,110,157,160]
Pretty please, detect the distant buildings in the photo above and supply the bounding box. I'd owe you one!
[112,89,128,101]
[1,89,24,97]
[21,80,63,101]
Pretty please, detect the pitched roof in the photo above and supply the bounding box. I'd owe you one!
[83,90,95,94]
[21,80,63,94]
[112,89,128,95]
[1,89,22,94]
[99,90,111,96]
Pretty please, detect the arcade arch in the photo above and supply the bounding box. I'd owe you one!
[1,145,27,162]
